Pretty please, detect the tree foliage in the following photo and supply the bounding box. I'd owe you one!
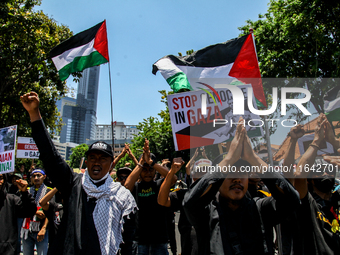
[69,144,88,169]
[238,0,340,124]
[115,90,191,171]
[0,0,74,135]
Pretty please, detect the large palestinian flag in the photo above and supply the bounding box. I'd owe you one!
[152,34,267,107]
[50,21,109,81]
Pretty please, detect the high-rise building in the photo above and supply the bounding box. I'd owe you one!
[76,66,100,142]
[95,123,140,140]
[58,66,100,144]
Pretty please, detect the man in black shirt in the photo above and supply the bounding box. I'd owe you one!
[294,113,340,254]
[183,119,300,255]
[0,173,37,255]
[21,91,137,255]
[125,139,177,255]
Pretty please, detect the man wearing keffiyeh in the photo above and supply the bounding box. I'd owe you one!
[21,92,137,255]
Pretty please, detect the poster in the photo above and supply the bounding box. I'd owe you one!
[167,84,264,151]
[298,134,334,156]
[0,125,17,174]
[16,137,40,159]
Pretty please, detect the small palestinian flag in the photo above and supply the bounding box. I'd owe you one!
[152,34,267,107]
[324,84,340,122]
[50,20,109,81]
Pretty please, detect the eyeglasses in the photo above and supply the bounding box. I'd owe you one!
[117,176,128,181]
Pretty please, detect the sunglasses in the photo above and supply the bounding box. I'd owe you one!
[0,176,4,180]
[117,176,128,181]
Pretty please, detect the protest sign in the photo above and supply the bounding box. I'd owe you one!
[298,134,334,156]
[167,84,263,151]
[0,125,17,174]
[16,137,40,159]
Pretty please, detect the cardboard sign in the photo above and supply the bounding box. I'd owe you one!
[16,137,40,159]
[0,125,17,174]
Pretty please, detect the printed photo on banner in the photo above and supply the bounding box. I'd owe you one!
[0,125,17,174]
[16,137,40,159]
[167,84,264,151]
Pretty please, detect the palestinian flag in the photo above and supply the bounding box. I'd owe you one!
[50,20,109,81]
[324,84,340,121]
[152,34,267,107]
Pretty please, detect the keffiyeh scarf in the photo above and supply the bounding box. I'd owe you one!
[82,170,137,255]
[21,184,47,239]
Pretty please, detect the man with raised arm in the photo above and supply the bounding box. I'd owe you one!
[21,92,137,255]
[183,120,300,255]
[124,138,177,255]
[294,113,340,254]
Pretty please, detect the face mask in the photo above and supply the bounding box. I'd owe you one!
[313,176,335,193]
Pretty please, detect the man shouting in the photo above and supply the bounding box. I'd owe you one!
[21,92,137,255]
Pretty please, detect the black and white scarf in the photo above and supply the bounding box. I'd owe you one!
[82,170,137,255]
[21,184,47,239]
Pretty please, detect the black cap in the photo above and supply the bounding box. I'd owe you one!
[85,141,113,158]
[117,167,132,176]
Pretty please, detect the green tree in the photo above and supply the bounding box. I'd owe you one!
[0,0,74,135]
[115,90,191,172]
[69,144,88,169]
[238,0,340,124]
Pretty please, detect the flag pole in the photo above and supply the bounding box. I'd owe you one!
[249,28,274,167]
[108,60,115,154]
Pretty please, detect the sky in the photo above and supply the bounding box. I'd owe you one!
[35,0,307,146]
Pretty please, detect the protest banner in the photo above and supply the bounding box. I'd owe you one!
[16,137,40,159]
[298,134,334,156]
[0,125,17,174]
[167,84,263,151]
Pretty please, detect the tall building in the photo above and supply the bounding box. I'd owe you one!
[76,66,100,142]
[58,66,100,144]
[56,97,76,143]
[95,123,140,140]
[89,123,140,157]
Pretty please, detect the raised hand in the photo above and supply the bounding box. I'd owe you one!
[122,143,130,154]
[20,92,41,121]
[171,157,185,174]
[16,179,28,192]
[289,124,305,140]
[201,147,208,159]
[226,117,245,162]
[161,159,171,166]
[241,130,256,162]
[324,148,340,167]
[313,116,326,146]
[143,138,153,165]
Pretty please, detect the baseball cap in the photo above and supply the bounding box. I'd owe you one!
[117,167,132,176]
[10,173,23,181]
[85,141,113,158]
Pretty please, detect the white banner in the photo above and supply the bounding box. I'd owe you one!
[0,125,17,174]
[16,137,40,159]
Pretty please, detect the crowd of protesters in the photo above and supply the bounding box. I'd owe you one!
[1,91,340,255]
